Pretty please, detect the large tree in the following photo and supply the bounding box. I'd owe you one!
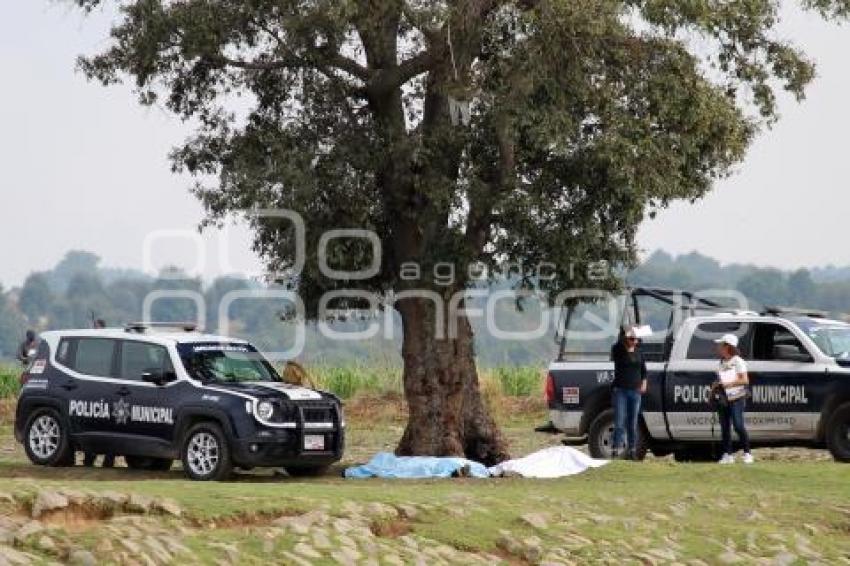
[72,0,846,464]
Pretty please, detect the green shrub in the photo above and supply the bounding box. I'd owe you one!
[0,366,20,398]
[492,366,541,397]
[313,366,401,399]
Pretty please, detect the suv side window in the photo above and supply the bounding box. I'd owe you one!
[751,323,812,362]
[72,338,117,377]
[120,341,174,381]
[57,339,73,366]
[686,322,747,360]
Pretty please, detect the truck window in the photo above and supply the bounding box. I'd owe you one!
[635,294,677,361]
[686,322,746,359]
[751,323,811,361]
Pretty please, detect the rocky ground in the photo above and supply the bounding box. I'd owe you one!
[0,478,848,566]
[0,405,846,565]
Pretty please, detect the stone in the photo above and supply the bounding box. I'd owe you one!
[68,549,97,566]
[281,551,313,566]
[154,499,182,517]
[396,504,419,520]
[331,518,356,534]
[127,494,154,514]
[274,510,328,535]
[15,521,44,542]
[312,530,332,549]
[36,535,56,552]
[0,544,34,565]
[520,512,549,530]
[647,548,679,561]
[365,502,397,519]
[771,551,797,566]
[294,542,321,559]
[31,491,69,518]
[717,551,743,564]
[98,491,129,508]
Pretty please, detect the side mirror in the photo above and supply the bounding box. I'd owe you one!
[141,370,174,386]
[773,345,813,363]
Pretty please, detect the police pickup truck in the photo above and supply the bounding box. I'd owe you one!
[15,323,345,480]
[547,288,850,462]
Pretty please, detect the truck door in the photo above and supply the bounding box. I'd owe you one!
[745,322,824,439]
[665,321,747,441]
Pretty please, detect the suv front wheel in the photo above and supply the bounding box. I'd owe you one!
[181,422,233,481]
[24,408,74,467]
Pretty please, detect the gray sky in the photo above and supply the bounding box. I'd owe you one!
[1,2,848,288]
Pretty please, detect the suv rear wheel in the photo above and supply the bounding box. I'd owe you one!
[826,403,850,462]
[182,422,233,481]
[588,408,647,460]
[125,455,173,472]
[24,408,74,467]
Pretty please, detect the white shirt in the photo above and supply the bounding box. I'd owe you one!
[718,355,748,401]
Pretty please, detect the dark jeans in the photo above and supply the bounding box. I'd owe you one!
[718,398,750,455]
[612,387,642,453]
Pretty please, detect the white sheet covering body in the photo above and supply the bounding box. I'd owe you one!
[488,446,608,478]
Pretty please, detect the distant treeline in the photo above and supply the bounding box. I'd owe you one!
[1,249,849,364]
[628,250,850,313]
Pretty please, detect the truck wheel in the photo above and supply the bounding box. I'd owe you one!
[587,409,647,460]
[285,465,330,478]
[826,403,850,462]
[182,422,233,481]
[24,408,75,467]
[125,455,173,472]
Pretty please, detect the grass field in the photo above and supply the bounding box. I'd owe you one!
[0,365,848,564]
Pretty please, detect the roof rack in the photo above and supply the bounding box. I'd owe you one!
[761,306,828,319]
[125,322,199,333]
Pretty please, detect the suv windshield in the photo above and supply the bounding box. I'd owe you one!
[801,324,850,359]
[177,343,281,383]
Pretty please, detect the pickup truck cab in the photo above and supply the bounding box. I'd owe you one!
[547,288,850,461]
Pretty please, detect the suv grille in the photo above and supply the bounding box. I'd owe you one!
[303,406,334,423]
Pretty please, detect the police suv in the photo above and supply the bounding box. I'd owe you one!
[547,288,850,462]
[15,323,345,480]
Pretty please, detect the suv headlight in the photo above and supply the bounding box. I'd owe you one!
[256,401,274,421]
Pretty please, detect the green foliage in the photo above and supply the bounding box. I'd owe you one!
[491,366,540,397]
[312,366,402,399]
[0,366,20,399]
[66,0,849,307]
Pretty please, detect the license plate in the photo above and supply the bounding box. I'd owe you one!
[304,435,325,451]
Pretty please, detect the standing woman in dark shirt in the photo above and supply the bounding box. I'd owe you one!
[610,327,648,459]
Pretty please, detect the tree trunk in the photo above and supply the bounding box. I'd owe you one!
[395,296,510,466]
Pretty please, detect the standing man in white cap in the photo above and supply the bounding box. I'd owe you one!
[713,333,753,464]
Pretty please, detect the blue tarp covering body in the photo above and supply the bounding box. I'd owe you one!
[344,452,490,479]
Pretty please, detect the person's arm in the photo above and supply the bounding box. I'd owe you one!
[640,355,648,394]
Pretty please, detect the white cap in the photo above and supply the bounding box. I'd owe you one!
[714,333,739,348]
[625,327,638,338]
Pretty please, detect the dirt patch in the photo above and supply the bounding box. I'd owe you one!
[345,392,408,422]
[370,517,412,538]
[39,507,110,531]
